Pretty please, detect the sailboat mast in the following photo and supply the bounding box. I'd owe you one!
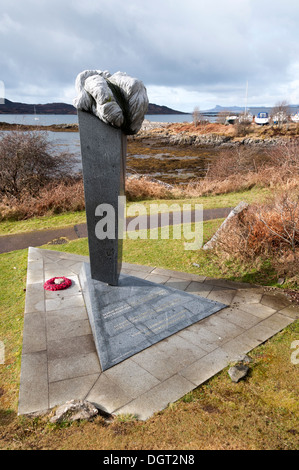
[245,81,248,115]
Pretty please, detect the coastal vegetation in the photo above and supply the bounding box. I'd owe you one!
[1,123,299,217]
[0,123,298,289]
[0,123,299,290]
[0,129,78,198]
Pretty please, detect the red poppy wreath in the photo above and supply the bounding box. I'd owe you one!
[43,276,72,291]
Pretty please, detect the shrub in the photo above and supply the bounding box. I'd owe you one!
[186,141,299,197]
[125,176,181,201]
[214,192,299,284]
[0,129,77,197]
[206,146,272,179]
[234,121,252,137]
[0,180,85,220]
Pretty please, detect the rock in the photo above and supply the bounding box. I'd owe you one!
[49,400,98,424]
[277,277,285,285]
[235,354,253,364]
[228,364,249,383]
[203,201,249,250]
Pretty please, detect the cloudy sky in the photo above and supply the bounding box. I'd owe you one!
[1,0,299,112]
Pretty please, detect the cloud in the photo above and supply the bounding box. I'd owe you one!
[1,0,299,109]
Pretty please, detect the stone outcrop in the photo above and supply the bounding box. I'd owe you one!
[168,133,231,146]
[49,400,99,423]
[228,364,249,383]
[136,126,285,148]
[203,201,249,250]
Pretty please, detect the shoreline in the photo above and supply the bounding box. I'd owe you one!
[1,121,298,157]
[0,122,79,132]
[0,119,169,133]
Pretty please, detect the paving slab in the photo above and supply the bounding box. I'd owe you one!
[49,374,99,409]
[277,305,299,320]
[18,246,297,420]
[115,374,196,420]
[22,313,47,354]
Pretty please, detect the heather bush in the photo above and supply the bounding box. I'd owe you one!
[207,141,299,178]
[125,176,182,201]
[234,120,252,137]
[0,176,182,221]
[206,146,271,179]
[214,191,299,285]
[0,180,85,221]
[184,141,299,197]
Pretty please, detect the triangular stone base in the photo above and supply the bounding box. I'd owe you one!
[79,262,226,370]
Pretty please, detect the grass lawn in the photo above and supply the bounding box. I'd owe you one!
[0,187,271,236]
[128,186,271,214]
[0,211,87,236]
[0,216,298,450]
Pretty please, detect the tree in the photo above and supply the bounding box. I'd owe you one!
[0,129,77,197]
[271,100,290,127]
[192,106,201,126]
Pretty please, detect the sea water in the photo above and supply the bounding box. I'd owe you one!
[0,113,208,177]
[0,114,194,169]
[0,113,194,126]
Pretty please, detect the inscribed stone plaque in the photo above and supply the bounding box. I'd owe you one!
[79,263,227,371]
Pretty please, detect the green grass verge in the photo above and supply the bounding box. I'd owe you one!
[41,219,227,278]
[0,187,271,236]
[0,211,87,236]
[0,249,28,411]
[128,186,271,214]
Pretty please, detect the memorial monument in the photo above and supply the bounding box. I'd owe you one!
[74,69,226,371]
[74,69,149,285]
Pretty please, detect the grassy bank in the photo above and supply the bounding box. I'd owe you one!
[0,187,270,236]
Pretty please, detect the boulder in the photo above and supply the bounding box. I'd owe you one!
[203,201,249,250]
[228,364,249,383]
[49,400,98,424]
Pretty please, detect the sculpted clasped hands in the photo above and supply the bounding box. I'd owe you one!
[73,69,149,135]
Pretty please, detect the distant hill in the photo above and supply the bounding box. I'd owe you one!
[0,99,76,115]
[205,105,245,113]
[147,103,188,115]
[0,99,187,115]
[202,104,299,115]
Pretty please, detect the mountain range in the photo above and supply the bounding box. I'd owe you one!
[202,104,299,115]
[1,99,298,116]
[0,99,187,115]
